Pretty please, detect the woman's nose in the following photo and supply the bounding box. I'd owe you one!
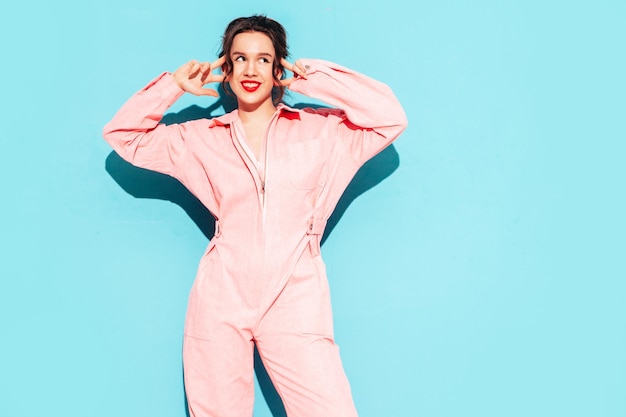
[244,61,257,76]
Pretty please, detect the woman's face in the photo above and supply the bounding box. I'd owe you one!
[228,31,279,112]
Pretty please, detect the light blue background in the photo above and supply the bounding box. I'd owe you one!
[1,1,624,416]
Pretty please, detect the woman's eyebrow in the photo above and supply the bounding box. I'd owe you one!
[231,51,274,58]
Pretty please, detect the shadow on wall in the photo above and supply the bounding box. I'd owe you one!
[104,93,400,417]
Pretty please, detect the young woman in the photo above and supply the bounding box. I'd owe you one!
[103,15,407,417]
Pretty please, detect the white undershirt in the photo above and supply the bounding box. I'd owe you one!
[233,121,260,169]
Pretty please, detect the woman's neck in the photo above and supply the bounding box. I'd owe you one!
[238,100,277,126]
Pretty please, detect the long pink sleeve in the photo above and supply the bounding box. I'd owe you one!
[102,72,188,177]
[288,59,408,165]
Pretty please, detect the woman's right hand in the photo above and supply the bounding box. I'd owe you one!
[172,57,226,97]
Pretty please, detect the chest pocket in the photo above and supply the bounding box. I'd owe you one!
[288,140,328,190]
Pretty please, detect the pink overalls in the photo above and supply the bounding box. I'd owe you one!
[103,59,407,417]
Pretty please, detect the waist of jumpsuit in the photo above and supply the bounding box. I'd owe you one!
[212,217,327,256]
[306,217,326,257]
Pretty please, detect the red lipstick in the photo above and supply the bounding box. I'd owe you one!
[241,81,261,92]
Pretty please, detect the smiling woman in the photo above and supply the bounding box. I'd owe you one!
[219,15,290,106]
[102,14,407,417]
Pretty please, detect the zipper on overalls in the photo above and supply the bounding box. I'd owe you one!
[233,111,279,222]
[259,111,280,224]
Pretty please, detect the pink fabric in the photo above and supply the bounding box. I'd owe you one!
[103,59,407,417]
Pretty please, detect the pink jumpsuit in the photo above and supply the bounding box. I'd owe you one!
[103,59,407,417]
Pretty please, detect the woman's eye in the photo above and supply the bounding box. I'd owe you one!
[234,56,245,62]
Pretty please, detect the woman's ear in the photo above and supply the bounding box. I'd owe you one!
[274,68,283,85]
[222,62,230,81]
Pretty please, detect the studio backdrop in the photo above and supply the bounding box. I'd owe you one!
[1,1,624,417]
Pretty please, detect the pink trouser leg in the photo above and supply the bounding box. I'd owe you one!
[183,330,255,417]
[256,332,359,417]
[255,255,359,417]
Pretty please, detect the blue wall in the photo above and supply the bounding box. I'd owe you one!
[1,1,625,416]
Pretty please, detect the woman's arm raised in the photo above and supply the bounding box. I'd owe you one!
[280,58,408,165]
[102,58,224,176]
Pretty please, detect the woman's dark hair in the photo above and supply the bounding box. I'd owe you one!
[219,15,289,103]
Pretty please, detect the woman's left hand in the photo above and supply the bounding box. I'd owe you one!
[280,59,308,87]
